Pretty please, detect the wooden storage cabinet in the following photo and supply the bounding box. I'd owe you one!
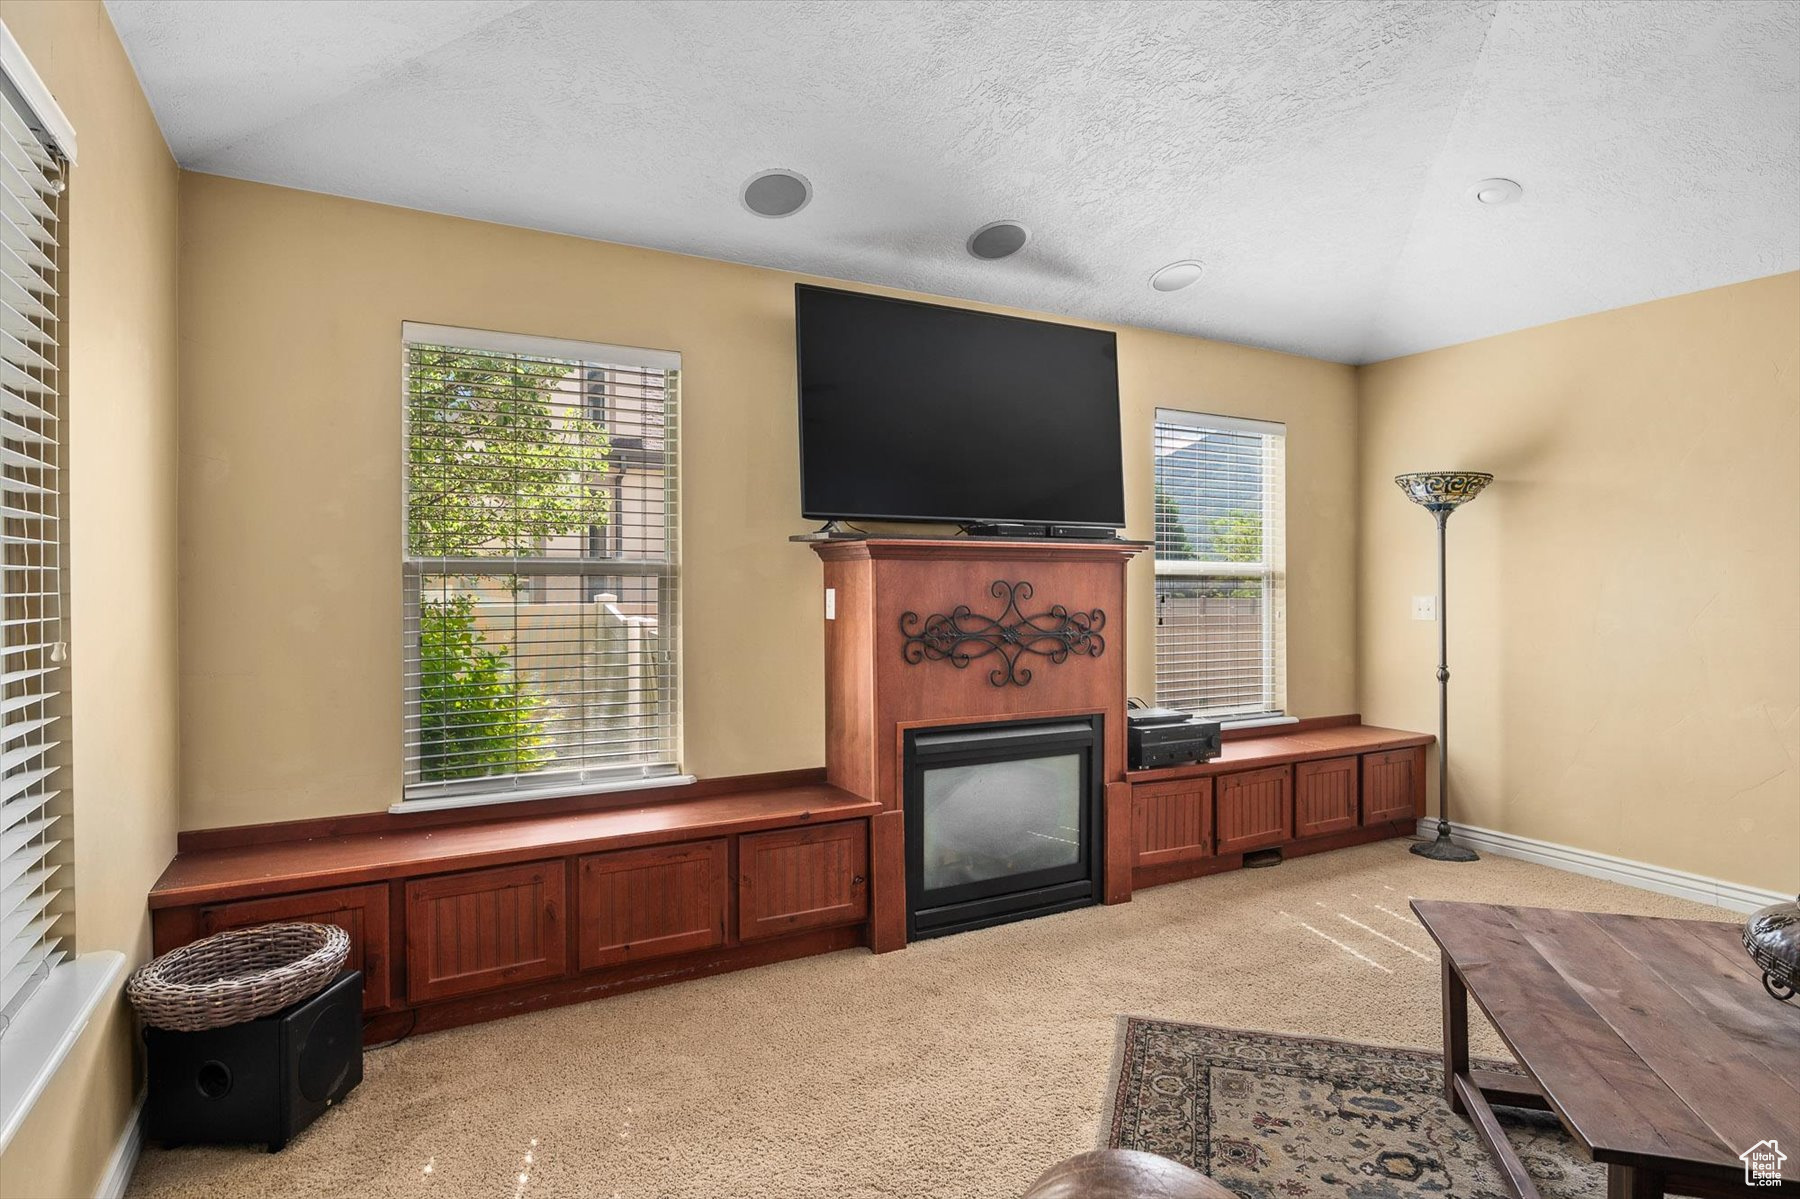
[738,821,868,942]
[1132,779,1212,866]
[1214,766,1293,855]
[577,840,728,970]
[149,786,882,1042]
[196,883,394,1012]
[1362,746,1426,825]
[404,861,568,1004]
[1123,725,1434,889]
[1295,756,1360,839]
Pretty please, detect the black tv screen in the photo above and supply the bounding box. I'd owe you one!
[796,285,1124,527]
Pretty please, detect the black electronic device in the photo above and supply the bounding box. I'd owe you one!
[1129,718,1223,771]
[795,285,1125,529]
[145,970,363,1152]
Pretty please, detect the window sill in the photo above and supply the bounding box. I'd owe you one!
[1218,714,1298,732]
[0,950,127,1153]
[390,772,698,815]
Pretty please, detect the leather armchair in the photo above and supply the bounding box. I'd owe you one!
[1022,1149,1235,1199]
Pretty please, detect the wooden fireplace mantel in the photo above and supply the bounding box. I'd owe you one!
[810,536,1147,950]
[806,534,1150,562]
[809,536,1146,802]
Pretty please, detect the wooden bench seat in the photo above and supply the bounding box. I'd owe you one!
[147,778,883,1038]
[1128,719,1432,783]
[149,782,880,908]
[144,717,1431,1039]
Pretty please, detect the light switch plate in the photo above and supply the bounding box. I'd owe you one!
[825,587,836,620]
[1411,595,1437,621]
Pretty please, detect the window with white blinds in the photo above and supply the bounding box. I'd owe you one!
[402,324,682,806]
[0,80,68,1031]
[1152,410,1286,720]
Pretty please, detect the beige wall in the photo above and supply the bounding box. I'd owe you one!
[177,173,1359,829]
[0,4,181,1199]
[1358,273,1800,893]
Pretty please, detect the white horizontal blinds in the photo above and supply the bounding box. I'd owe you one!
[1152,410,1286,719]
[402,325,681,803]
[0,83,66,1030]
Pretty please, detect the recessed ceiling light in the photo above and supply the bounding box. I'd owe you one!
[1471,178,1522,206]
[967,221,1030,260]
[741,169,812,218]
[1150,260,1205,292]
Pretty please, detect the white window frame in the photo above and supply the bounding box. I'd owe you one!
[396,323,690,814]
[1151,408,1288,723]
[0,18,125,1157]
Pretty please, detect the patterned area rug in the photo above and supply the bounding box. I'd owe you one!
[1104,1019,1603,1199]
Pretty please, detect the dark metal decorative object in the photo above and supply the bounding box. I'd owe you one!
[1743,896,1800,1003]
[899,579,1105,688]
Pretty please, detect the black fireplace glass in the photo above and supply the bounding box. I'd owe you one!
[920,754,1083,891]
[904,717,1103,940]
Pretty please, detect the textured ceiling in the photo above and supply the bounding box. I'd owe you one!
[106,0,1799,363]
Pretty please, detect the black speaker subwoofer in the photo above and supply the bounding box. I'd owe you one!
[145,970,363,1151]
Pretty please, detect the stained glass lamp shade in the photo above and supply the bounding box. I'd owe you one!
[1394,470,1493,862]
[1394,471,1493,512]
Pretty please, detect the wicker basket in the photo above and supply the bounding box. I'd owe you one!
[127,923,350,1032]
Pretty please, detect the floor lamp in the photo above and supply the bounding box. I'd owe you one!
[1394,470,1493,863]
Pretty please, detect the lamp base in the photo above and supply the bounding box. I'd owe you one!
[1410,821,1480,863]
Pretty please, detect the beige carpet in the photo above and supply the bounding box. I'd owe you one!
[125,841,1737,1199]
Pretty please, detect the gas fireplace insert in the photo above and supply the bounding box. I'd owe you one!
[903,715,1104,940]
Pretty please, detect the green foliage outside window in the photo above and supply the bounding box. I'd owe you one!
[406,347,611,557]
[1209,509,1261,561]
[417,594,547,780]
[1154,484,1195,560]
[407,347,613,780]
[1207,509,1263,599]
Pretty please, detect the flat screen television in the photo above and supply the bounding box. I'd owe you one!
[795,285,1125,528]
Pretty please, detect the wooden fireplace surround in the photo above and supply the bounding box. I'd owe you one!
[810,537,1142,947]
[146,537,1430,1040]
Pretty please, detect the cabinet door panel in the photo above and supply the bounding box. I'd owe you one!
[405,861,567,1004]
[1295,757,1360,839]
[198,883,393,1012]
[1362,747,1427,825]
[578,840,728,970]
[1132,779,1213,866]
[738,821,869,942]
[1215,766,1292,855]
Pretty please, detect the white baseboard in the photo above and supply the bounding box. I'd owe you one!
[1415,818,1790,914]
[95,1093,143,1199]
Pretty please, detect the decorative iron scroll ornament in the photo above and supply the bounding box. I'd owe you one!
[898,579,1105,688]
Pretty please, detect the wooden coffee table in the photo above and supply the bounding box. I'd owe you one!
[1411,900,1800,1199]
